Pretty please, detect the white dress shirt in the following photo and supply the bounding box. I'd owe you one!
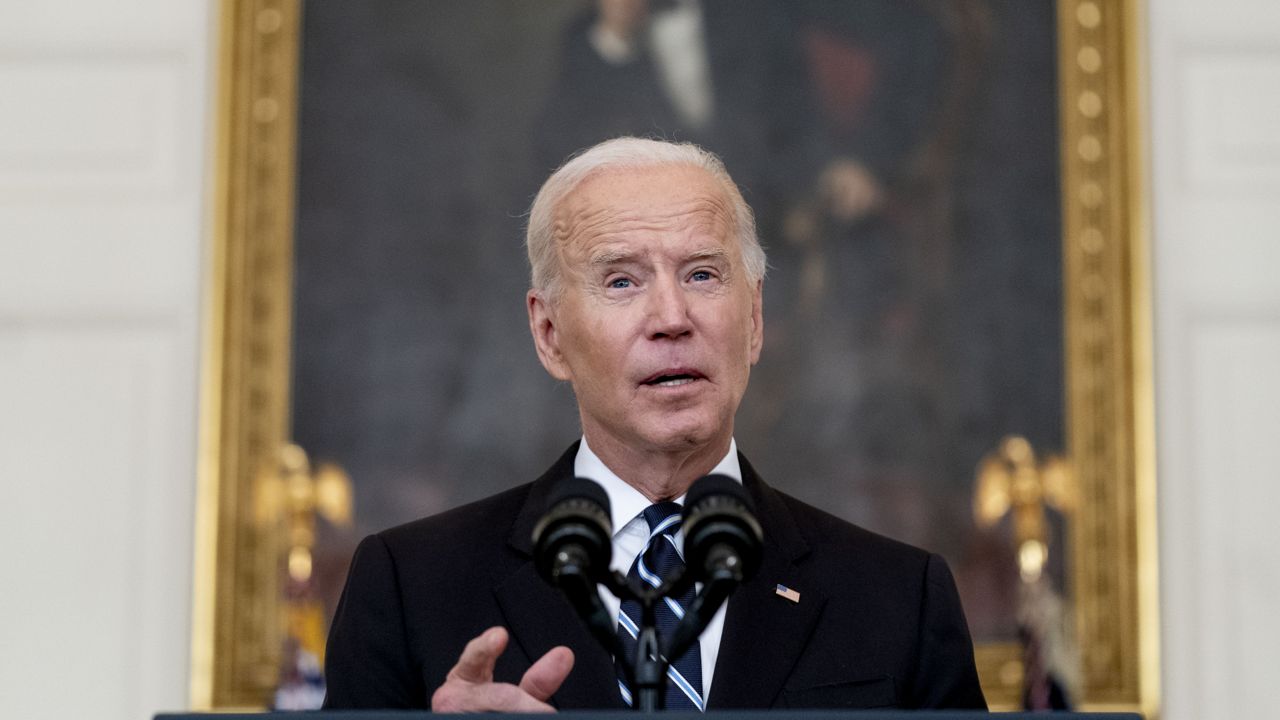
[573,435,741,700]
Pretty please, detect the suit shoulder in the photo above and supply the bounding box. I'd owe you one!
[774,489,935,571]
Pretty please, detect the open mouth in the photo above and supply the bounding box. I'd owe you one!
[640,369,705,388]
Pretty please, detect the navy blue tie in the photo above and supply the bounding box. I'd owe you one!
[615,502,705,710]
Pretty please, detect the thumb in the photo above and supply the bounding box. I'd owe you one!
[518,646,575,701]
[448,626,508,684]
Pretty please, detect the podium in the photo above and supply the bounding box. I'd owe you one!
[154,707,1146,712]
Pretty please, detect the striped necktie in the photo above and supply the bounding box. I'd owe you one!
[615,502,705,711]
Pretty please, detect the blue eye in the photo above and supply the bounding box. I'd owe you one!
[690,270,713,282]
[608,277,632,289]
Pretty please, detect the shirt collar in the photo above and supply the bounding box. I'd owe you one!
[574,435,742,536]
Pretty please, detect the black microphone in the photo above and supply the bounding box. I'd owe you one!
[532,476,613,585]
[660,474,764,665]
[682,474,764,585]
[531,477,627,666]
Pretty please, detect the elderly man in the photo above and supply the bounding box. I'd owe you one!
[323,137,986,712]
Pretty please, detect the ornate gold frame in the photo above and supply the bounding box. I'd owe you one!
[193,0,1157,713]
[192,0,300,709]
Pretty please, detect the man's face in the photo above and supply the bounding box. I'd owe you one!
[528,164,763,458]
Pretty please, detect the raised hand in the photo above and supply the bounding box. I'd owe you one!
[431,627,575,713]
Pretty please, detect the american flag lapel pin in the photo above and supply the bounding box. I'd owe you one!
[775,583,801,603]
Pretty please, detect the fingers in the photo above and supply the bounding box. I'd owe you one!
[481,684,558,714]
[446,626,507,684]
[519,646,575,702]
[432,630,573,713]
[434,679,556,713]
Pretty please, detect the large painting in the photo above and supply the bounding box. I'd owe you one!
[195,0,1156,713]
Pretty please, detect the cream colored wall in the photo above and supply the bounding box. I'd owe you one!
[1149,0,1280,718]
[0,1,213,719]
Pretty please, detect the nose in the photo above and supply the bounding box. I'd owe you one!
[645,275,693,340]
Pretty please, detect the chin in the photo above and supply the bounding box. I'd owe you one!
[640,415,725,452]
[649,432,709,452]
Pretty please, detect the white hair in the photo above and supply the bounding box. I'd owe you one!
[525,136,766,297]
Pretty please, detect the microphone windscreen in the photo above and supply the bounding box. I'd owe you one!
[684,474,754,514]
[532,477,613,585]
[545,475,611,516]
[683,474,763,581]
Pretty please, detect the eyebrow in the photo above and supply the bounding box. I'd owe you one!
[686,247,730,264]
[588,247,730,267]
[588,248,636,267]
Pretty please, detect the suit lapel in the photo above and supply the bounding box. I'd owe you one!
[707,456,827,709]
[492,443,626,710]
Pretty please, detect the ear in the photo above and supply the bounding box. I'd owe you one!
[527,289,572,381]
[748,279,764,365]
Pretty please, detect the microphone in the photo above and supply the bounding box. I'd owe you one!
[661,474,764,665]
[532,476,613,585]
[682,474,764,585]
[531,477,627,664]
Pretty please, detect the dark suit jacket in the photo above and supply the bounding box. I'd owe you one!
[323,444,987,710]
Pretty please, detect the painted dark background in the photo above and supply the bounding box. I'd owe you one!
[291,0,1063,643]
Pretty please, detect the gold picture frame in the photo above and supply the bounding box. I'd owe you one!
[192,0,1157,713]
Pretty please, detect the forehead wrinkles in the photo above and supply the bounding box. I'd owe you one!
[552,192,736,266]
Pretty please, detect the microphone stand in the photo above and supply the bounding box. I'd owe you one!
[539,475,760,712]
[547,556,687,712]
[632,589,666,712]
[662,554,741,666]
[599,562,738,712]
[545,541,714,711]
[548,548,627,666]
